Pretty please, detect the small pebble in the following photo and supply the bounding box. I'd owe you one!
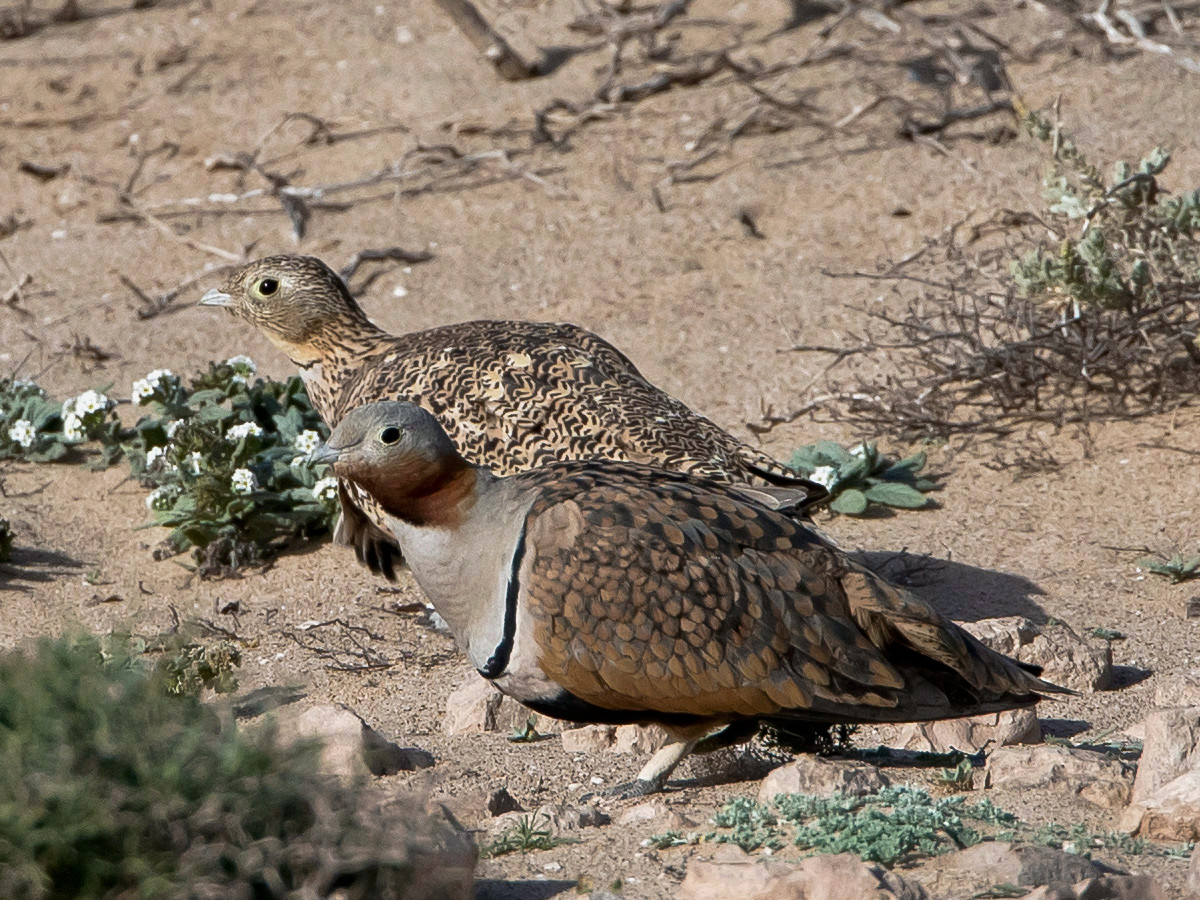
[590,775,604,785]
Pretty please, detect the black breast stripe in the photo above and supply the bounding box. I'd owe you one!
[478,520,527,679]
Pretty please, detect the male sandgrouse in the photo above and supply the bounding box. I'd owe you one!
[200,255,824,579]
[313,401,1064,797]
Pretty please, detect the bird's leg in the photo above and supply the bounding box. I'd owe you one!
[592,738,698,800]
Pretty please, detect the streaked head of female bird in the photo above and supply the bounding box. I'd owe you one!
[199,255,373,359]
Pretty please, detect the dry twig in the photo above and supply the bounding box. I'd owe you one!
[432,0,541,79]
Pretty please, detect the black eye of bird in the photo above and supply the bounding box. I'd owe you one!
[379,426,401,445]
[257,277,279,297]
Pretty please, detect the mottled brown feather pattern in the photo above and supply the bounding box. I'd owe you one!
[509,460,1057,725]
[206,256,824,577]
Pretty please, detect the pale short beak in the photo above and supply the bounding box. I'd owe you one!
[198,288,234,307]
[308,443,341,466]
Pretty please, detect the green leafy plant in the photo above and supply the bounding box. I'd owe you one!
[482,814,578,857]
[777,787,1010,865]
[130,361,337,574]
[710,796,784,851]
[1140,553,1200,584]
[651,785,1190,867]
[0,633,459,898]
[1013,102,1199,313]
[788,441,935,515]
[934,756,975,791]
[507,716,541,743]
[0,361,339,575]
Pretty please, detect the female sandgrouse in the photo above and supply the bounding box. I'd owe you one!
[200,255,824,578]
[312,401,1064,797]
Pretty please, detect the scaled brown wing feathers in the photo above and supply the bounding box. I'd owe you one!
[516,463,1055,725]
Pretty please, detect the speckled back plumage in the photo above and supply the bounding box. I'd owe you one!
[508,460,1054,726]
[326,320,798,480]
[205,256,824,579]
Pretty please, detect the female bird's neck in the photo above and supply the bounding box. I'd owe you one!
[278,311,388,418]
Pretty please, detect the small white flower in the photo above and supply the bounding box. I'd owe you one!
[61,413,85,443]
[166,419,183,439]
[312,476,339,503]
[144,485,180,511]
[186,451,203,475]
[848,443,867,458]
[226,355,256,372]
[293,430,321,454]
[73,389,111,417]
[145,446,167,471]
[131,379,156,403]
[8,419,35,448]
[231,468,258,494]
[226,355,256,386]
[808,465,839,490]
[133,369,175,405]
[226,421,264,443]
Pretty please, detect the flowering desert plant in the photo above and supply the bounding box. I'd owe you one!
[0,360,339,575]
[788,441,936,515]
[125,358,338,574]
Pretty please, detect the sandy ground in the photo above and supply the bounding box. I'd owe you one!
[3,0,1200,896]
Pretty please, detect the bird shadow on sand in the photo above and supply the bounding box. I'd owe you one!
[0,545,85,594]
[853,549,1049,624]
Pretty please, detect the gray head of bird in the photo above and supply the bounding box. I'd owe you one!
[199,255,377,362]
[311,401,476,525]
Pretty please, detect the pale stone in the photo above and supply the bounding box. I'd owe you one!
[929,842,1100,888]
[442,676,552,735]
[985,745,1133,809]
[1185,842,1200,899]
[1022,875,1168,900]
[561,724,617,753]
[275,704,432,777]
[1124,707,1200,810]
[616,800,698,829]
[678,848,927,900]
[1121,769,1200,841]
[897,708,1041,753]
[613,724,670,754]
[758,756,890,803]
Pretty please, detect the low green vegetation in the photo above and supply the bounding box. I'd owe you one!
[0,634,442,898]
[0,360,338,575]
[646,786,1192,867]
[809,104,1200,439]
[482,814,578,857]
[788,441,936,515]
[1140,552,1200,584]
